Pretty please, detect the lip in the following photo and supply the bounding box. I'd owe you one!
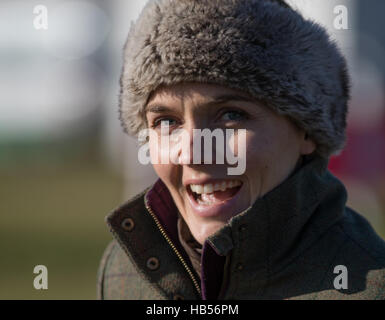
[186,179,244,218]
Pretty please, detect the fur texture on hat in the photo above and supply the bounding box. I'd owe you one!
[119,0,350,158]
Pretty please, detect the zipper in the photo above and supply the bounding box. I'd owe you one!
[144,196,202,299]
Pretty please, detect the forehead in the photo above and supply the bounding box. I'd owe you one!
[146,82,256,108]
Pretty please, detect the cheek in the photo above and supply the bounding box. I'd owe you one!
[150,139,182,192]
[149,130,183,165]
[227,130,264,168]
[152,163,184,198]
[245,123,298,166]
[149,131,171,165]
[243,131,271,167]
[152,163,170,182]
[149,135,171,180]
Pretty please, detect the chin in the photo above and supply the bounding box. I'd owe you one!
[193,219,226,245]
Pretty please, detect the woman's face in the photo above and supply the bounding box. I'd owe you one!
[146,83,315,245]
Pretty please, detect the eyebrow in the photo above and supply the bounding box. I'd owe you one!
[145,94,256,114]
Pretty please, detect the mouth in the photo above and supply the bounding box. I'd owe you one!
[186,179,243,217]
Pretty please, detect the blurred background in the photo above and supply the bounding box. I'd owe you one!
[0,0,384,299]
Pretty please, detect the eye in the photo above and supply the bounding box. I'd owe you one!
[220,109,248,122]
[151,118,178,129]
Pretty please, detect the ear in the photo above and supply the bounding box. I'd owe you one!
[300,132,316,155]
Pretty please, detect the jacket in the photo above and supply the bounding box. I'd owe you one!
[97,156,385,299]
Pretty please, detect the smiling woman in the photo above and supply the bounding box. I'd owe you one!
[97,0,385,300]
[144,82,315,245]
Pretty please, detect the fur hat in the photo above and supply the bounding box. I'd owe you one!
[119,0,350,158]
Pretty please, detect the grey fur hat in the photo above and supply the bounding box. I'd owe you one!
[119,0,350,158]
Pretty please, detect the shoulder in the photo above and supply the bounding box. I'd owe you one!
[320,207,385,299]
[287,206,385,300]
[96,239,127,300]
[339,207,385,263]
[97,239,165,300]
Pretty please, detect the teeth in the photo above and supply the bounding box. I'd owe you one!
[197,197,215,206]
[203,184,213,194]
[190,180,242,195]
[233,180,241,187]
[190,184,203,194]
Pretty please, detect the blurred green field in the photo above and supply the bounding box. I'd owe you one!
[0,161,124,299]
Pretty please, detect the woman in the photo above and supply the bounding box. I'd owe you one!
[97,0,385,300]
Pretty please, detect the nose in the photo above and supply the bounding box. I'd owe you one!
[175,125,224,165]
[174,126,195,165]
